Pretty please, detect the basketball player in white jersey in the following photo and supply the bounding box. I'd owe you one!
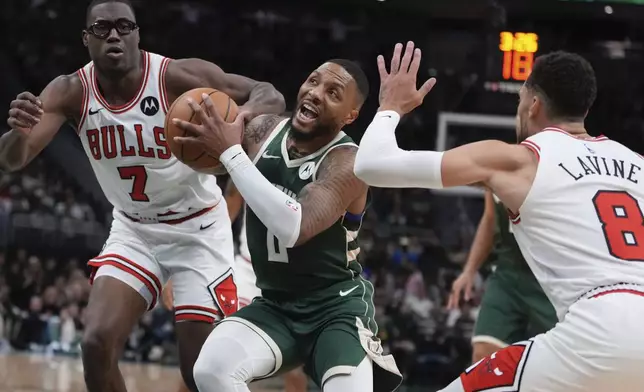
[354,41,644,391]
[224,181,309,392]
[2,1,284,391]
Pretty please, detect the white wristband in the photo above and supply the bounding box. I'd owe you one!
[220,144,249,172]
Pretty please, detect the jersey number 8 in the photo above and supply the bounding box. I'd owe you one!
[593,190,644,262]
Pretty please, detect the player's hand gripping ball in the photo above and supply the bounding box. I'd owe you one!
[164,88,239,174]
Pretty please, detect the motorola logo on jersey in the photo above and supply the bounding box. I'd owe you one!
[140,96,160,116]
[299,161,315,180]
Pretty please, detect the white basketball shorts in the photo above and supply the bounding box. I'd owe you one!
[88,202,237,323]
[441,284,644,392]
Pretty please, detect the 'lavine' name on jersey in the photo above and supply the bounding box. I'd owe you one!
[77,51,220,214]
[558,154,641,184]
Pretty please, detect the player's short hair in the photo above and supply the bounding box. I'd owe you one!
[328,59,370,106]
[525,51,597,120]
[86,0,135,25]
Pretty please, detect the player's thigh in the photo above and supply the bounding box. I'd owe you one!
[229,298,302,376]
[445,302,644,392]
[88,217,165,311]
[309,318,367,386]
[194,313,280,388]
[307,279,402,392]
[322,357,373,392]
[308,317,400,392]
[84,219,163,346]
[443,337,569,392]
[162,206,237,322]
[473,272,527,348]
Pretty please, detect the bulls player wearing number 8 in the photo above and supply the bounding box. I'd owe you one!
[1,0,284,391]
[354,41,644,391]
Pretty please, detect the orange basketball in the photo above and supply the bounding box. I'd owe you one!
[164,88,239,173]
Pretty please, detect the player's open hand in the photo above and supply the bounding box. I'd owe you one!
[171,93,244,159]
[377,41,436,116]
[7,92,43,134]
[447,270,476,309]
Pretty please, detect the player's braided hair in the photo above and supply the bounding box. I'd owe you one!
[86,0,136,25]
[526,51,597,120]
[328,59,370,106]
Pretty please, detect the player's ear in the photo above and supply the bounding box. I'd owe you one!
[528,94,541,119]
[343,109,359,126]
[82,30,89,47]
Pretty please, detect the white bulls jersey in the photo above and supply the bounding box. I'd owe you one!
[512,128,644,320]
[76,51,220,214]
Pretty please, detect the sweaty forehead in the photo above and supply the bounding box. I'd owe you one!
[313,63,355,87]
[88,3,135,24]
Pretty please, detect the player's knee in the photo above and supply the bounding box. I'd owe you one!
[193,351,236,391]
[472,342,502,364]
[81,323,117,361]
[193,340,247,391]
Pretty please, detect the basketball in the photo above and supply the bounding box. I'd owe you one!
[164,87,239,173]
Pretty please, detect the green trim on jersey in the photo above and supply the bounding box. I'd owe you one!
[489,194,530,270]
[245,119,366,298]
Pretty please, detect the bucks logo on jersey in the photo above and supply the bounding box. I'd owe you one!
[246,119,365,296]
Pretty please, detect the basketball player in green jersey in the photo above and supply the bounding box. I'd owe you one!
[171,59,402,392]
[448,189,557,363]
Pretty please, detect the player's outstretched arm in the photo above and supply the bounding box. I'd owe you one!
[354,41,536,212]
[1,75,79,172]
[166,59,286,119]
[355,118,530,189]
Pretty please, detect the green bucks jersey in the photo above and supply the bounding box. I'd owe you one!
[246,119,364,296]
[491,194,528,270]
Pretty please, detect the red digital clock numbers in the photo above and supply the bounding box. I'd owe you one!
[499,32,539,81]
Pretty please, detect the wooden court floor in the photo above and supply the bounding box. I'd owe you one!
[0,353,281,392]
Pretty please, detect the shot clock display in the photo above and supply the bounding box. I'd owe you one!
[499,31,539,82]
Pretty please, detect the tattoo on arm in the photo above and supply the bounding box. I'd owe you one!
[295,145,367,245]
[243,114,283,158]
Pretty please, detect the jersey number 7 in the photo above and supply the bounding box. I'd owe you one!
[118,165,150,202]
[593,190,644,261]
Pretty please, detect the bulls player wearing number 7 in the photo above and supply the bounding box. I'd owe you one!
[1,1,284,391]
[354,41,644,391]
